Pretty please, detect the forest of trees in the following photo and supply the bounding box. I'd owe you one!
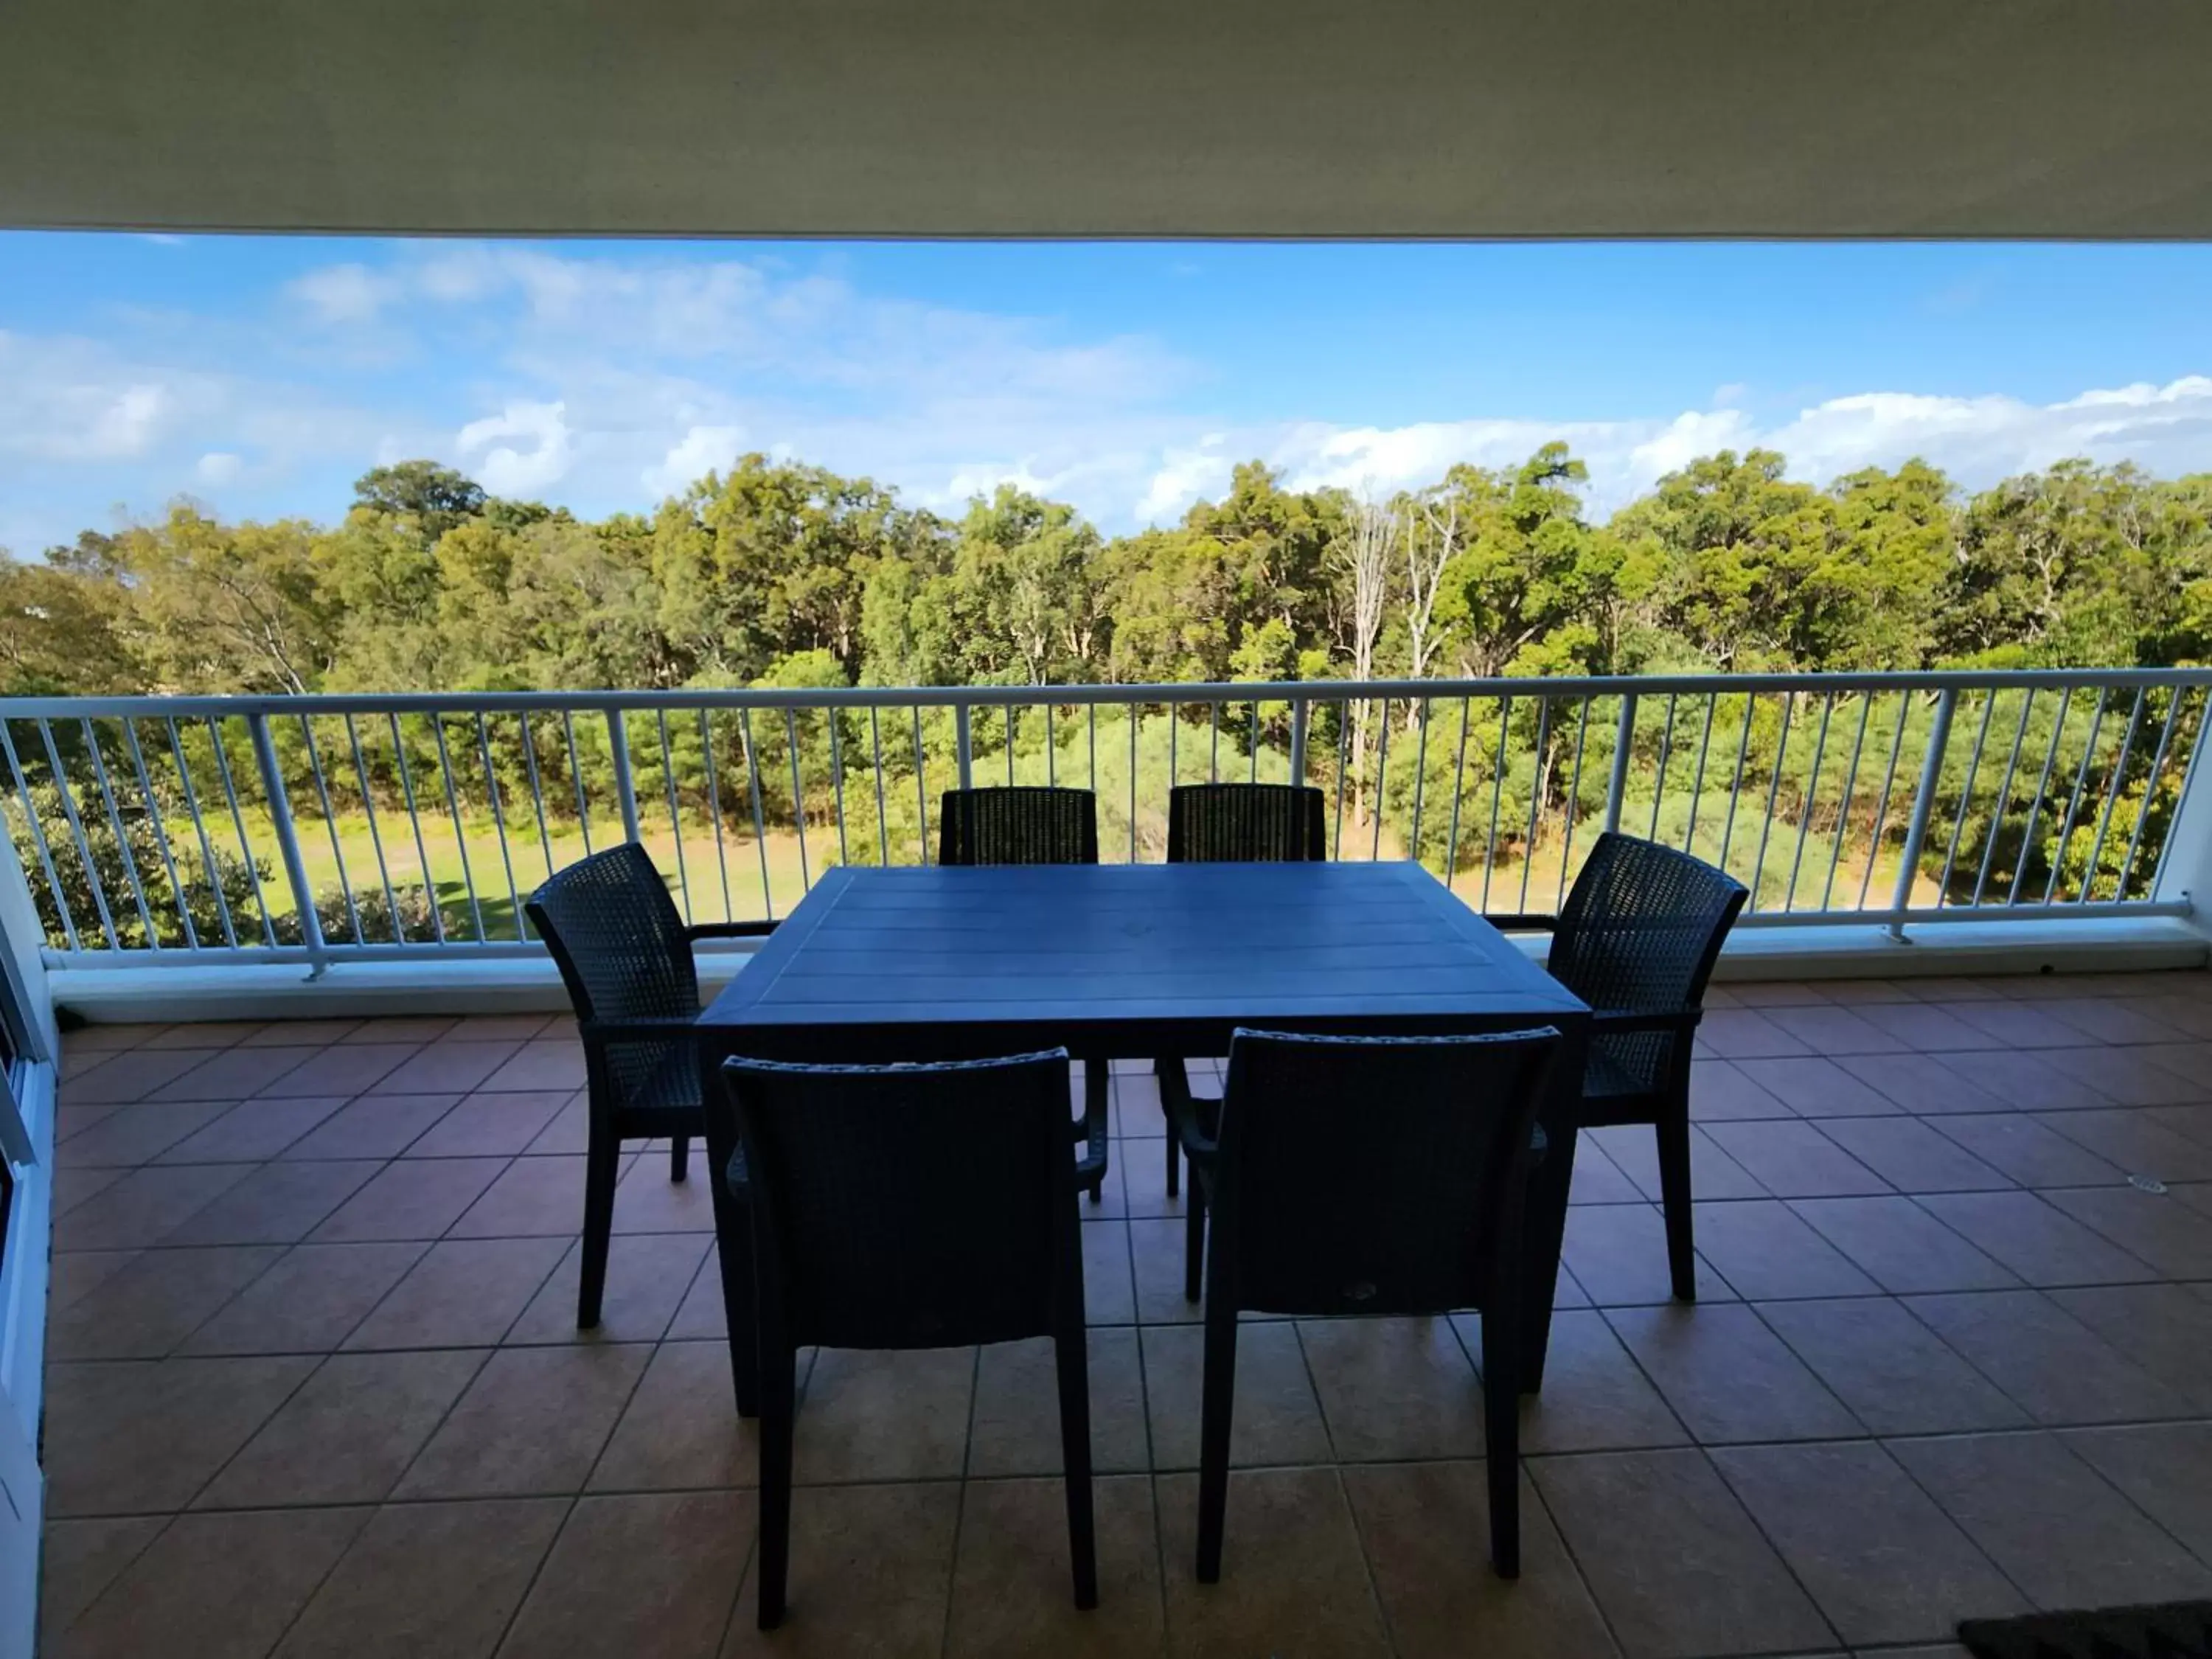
[1,443,2207,951]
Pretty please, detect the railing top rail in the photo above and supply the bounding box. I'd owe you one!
[3,666,2209,720]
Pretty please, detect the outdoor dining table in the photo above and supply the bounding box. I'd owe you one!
[694,859,1592,1387]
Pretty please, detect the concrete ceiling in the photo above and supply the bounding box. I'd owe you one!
[4,0,2210,238]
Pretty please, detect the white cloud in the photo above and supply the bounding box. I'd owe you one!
[195,451,243,485]
[456,400,574,495]
[643,424,748,498]
[285,262,398,325]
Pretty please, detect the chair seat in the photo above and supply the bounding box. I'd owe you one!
[1576,1034,1666,1127]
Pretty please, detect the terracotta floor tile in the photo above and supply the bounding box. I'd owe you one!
[1888,1430,2212,1610]
[47,1248,139,1314]
[1905,1289,2194,1425]
[610,1152,720,1232]
[343,1236,568,1349]
[794,1346,976,1482]
[1849,1001,1992,1051]
[1834,1052,2011,1116]
[2146,1102,2212,1147]
[1561,1201,1735,1305]
[272,1498,568,1659]
[1688,1059,1795,1121]
[479,1039,587,1093]
[2037,1043,2208,1106]
[49,1164,127,1219]
[452,1013,560,1041]
[1694,1009,1815,1060]
[1140,1321,1331,1472]
[1156,1466,1390,1658]
[2045,1283,2212,1412]
[2035,1107,2212,1181]
[591,1339,786,1492]
[2039,995,2197,1045]
[1588,1124,1769,1201]
[278,1093,460,1160]
[1343,1461,1619,1659]
[155,1096,350,1163]
[1934,1000,2098,1050]
[63,1046,226,1105]
[1913,1190,2160,1287]
[52,1507,371,1659]
[1495,1309,1688,1454]
[140,1021,267,1049]
[338,1018,456,1044]
[184,1241,428,1354]
[162,1158,386,1246]
[501,1490,756,1659]
[1928,1048,2112,1112]
[720,1481,959,1658]
[1530,1447,1833,1659]
[1687,1200,1879,1300]
[46,1244,283,1360]
[55,1163,256,1251]
[1924,1113,2126,1188]
[2044,1184,2212,1278]
[57,1097,237,1168]
[1700,1120,1891,1197]
[1762,1004,1912,1054]
[507,1230,710,1345]
[967,1328,1151,1477]
[312,1157,511,1242]
[1296,1315,1486,1461]
[239,1018,363,1047]
[1721,980,1834,1006]
[1604,1304,1860,1444]
[258,1043,419,1097]
[150,1046,326,1102]
[38,1517,165,1651]
[42,1355,316,1516]
[667,1251,731,1340]
[1085,1218,1141,1324]
[2059,1422,2212,1564]
[1565,1135,1646,1204]
[945,1475,1164,1659]
[1734,1057,1903,1119]
[1812,1115,2014,1193]
[395,1342,652,1499]
[522,1093,588,1154]
[443,1152,600,1238]
[404,1090,571,1157]
[1709,1441,2024,1646]
[198,1347,490,1507]
[368,1040,524,1095]
[1754,1296,2028,1436]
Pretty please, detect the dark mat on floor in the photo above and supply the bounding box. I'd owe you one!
[1960,1601,2212,1658]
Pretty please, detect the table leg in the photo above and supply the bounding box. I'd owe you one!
[1517,1037,1586,1393]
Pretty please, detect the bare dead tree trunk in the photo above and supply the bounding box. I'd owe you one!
[1343,495,1394,826]
[1400,494,1458,728]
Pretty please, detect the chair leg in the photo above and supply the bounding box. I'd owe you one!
[670,1133,689,1182]
[1654,1111,1697,1302]
[703,1174,761,1417]
[1195,1295,1239,1582]
[577,1130,621,1329]
[755,1343,797,1630]
[1054,1322,1099,1610]
[1165,1130,1179,1199]
[1479,1304,1523,1578]
[1084,1065,1110,1205]
[1183,1180,1206,1304]
[1157,1059,1183,1197]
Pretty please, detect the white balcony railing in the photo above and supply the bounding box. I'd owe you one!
[2,669,2206,971]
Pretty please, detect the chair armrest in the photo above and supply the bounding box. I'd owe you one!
[1484,913,1558,932]
[1166,1090,1219,1165]
[1590,1006,1703,1038]
[686,921,778,942]
[579,1014,700,1047]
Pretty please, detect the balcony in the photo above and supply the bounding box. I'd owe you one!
[9,671,2212,1658]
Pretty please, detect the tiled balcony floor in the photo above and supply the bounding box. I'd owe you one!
[35,974,2212,1659]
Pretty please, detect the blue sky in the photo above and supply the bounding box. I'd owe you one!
[4,235,2211,556]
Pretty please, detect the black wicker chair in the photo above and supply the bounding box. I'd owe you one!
[721,1049,1102,1629]
[524,843,774,1333]
[1169,1026,1562,1581]
[937,785,1110,1203]
[1155,784,1328,1198]
[1491,832,1747,1301]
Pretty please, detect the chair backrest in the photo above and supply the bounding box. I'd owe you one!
[723,1051,1083,1350]
[1545,832,1747,1017]
[1209,1026,1561,1318]
[1167,784,1328,863]
[939,787,1099,866]
[525,842,698,1026]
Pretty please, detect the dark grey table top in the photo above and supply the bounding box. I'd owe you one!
[700,862,1587,1059]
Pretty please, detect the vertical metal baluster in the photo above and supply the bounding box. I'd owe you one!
[1209,700,1220,782]
[35,719,120,948]
[79,719,157,945]
[1409,699,1432,866]
[204,717,276,947]
[2147,689,2210,896]
[2114,686,2185,902]
[1444,698,1472,892]
[1518,698,1551,911]
[1127,703,1139,862]
[1684,693,1718,855]
[1857,693,1912,912]
[247,712,327,967]
[1820,694,1875,912]
[785,709,811,891]
[1046,704,1055,788]
[344,714,402,939]
[1602,692,1637,836]
[1933,691,1997,909]
[1556,697,1593,907]
[1005,705,1016,787]
[829,707,850,865]
[607,709,643,844]
[657,709,693,919]
[2042,689,2110,904]
[429,715,487,942]
[1481,697,1511,911]
[698,711,734,918]
[1648,693,1677,841]
[1889,688,1958,933]
[299,717,361,947]
[0,719,81,952]
[870,709,891,867]
[2079,687,2148,904]
[1170,703,1180,790]
[916,707,931,866]
[2008,688,2072,904]
[955,704,973,790]
[1332,700,1350,859]
[1290,700,1309,786]
[1371,698,1393,861]
[1717,693,1757,877]
[167,716,240,949]
[1747,693,1794,911]
[120,717,198,950]
[518,713,557,883]
[476,712,525,939]
[1969,690,2037,908]
[563,712,594,856]
[1784,694,1833,911]
[1249,701,1259,783]
[741,711,773,919]
[1088,704,1099,795]
[388,713,448,945]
